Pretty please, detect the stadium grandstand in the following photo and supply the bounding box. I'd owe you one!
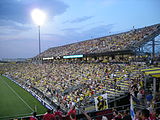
[0,23,160,120]
[34,23,160,58]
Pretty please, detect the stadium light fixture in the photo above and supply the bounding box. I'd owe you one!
[31,9,46,60]
[31,8,46,26]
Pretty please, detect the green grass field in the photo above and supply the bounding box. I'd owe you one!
[0,75,47,120]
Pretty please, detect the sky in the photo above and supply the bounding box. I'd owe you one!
[0,0,160,59]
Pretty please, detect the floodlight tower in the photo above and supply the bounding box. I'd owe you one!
[31,9,46,58]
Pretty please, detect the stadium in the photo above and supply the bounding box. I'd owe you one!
[0,23,160,120]
[0,1,160,120]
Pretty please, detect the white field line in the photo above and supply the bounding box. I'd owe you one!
[0,113,32,119]
[1,77,34,112]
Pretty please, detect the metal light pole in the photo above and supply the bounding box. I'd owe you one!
[38,25,41,55]
[31,8,46,63]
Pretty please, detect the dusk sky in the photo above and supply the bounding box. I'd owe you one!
[0,0,160,59]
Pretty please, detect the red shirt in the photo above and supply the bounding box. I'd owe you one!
[67,109,76,116]
[67,109,76,120]
[54,110,63,119]
[150,114,156,120]
[30,116,37,120]
[43,113,55,120]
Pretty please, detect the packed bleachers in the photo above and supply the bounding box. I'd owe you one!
[1,62,160,119]
[0,63,146,108]
[1,23,160,120]
[38,24,160,58]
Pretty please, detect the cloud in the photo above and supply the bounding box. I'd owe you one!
[65,24,115,39]
[64,16,93,23]
[0,0,68,24]
[84,24,114,35]
[0,20,31,36]
[0,0,68,36]
[43,24,115,46]
[0,19,30,31]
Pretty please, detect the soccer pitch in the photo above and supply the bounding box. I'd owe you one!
[0,75,47,119]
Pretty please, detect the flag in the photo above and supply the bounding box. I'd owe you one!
[95,93,108,111]
[130,96,135,120]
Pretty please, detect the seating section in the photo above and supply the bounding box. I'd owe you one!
[38,24,160,58]
[1,23,160,110]
[0,63,146,110]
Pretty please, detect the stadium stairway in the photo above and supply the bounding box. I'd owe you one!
[125,24,160,51]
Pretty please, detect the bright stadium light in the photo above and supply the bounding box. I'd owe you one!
[31,8,46,26]
[31,9,46,63]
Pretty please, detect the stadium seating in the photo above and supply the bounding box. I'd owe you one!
[37,24,160,58]
[0,23,160,120]
[0,63,146,110]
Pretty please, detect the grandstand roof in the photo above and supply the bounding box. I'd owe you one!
[35,23,160,58]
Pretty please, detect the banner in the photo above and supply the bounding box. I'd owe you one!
[95,93,108,111]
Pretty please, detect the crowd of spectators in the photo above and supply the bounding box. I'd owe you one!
[28,107,160,120]
[2,62,159,105]
[1,23,160,120]
[29,105,76,120]
[38,24,160,58]
[1,61,159,120]
[0,63,141,109]
[111,108,160,120]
